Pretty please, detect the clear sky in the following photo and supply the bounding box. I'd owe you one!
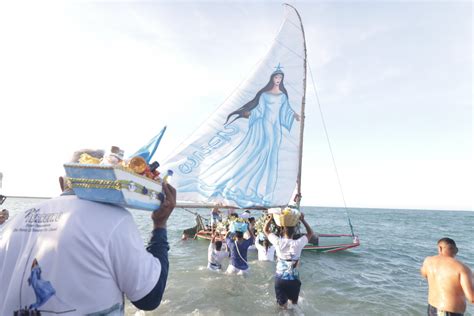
[0,1,471,211]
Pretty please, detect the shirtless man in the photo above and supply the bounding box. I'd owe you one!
[420,238,474,316]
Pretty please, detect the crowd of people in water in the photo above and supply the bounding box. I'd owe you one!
[200,207,314,309]
[191,207,474,315]
[0,152,473,315]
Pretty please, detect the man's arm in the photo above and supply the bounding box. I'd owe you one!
[247,223,255,240]
[132,183,176,311]
[300,213,313,241]
[263,215,272,237]
[420,257,429,279]
[460,265,474,303]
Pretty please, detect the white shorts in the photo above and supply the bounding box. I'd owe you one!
[225,264,249,275]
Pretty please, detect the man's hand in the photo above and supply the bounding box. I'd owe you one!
[264,214,273,236]
[152,184,177,229]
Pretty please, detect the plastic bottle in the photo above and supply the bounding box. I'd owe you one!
[163,170,173,184]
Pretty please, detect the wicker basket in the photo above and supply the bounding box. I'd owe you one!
[273,211,300,227]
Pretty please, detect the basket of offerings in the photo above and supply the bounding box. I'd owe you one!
[64,147,171,211]
[229,218,248,233]
[271,207,301,227]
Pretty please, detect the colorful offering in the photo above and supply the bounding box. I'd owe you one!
[64,145,171,211]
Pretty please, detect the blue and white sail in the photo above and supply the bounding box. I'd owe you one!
[163,5,307,208]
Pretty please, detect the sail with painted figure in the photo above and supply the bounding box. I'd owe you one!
[162,4,359,252]
[162,5,305,209]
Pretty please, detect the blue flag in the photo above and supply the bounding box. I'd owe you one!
[130,126,167,163]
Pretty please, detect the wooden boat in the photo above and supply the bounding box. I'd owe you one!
[165,5,360,253]
[191,230,360,253]
[183,214,360,253]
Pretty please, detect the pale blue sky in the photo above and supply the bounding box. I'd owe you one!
[0,1,471,210]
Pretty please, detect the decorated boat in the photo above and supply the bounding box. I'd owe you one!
[64,163,164,211]
[163,5,359,253]
[64,127,169,211]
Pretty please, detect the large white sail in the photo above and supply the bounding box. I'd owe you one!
[163,5,306,208]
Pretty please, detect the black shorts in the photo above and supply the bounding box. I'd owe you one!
[274,277,301,306]
[428,304,463,316]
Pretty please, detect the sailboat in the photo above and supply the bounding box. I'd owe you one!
[162,4,359,253]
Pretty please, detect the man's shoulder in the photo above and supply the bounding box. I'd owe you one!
[427,255,465,271]
[297,235,309,243]
[453,258,471,272]
[56,195,129,212]
[48,196,133,226]
[267,233,279,242]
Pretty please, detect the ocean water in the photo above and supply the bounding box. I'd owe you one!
[2,198,473,316]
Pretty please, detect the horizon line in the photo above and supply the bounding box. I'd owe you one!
[3,195,472,213]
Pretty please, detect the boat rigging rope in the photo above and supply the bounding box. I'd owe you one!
[307,62,355,237]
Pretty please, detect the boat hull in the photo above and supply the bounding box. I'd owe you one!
[64,163,163,211]
[303,234,360,253]
[193,230,360,253]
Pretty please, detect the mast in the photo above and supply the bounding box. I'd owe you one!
[284,4,307,209]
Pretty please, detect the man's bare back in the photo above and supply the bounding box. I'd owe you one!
[421,238,474,315]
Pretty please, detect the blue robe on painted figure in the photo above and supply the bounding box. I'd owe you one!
[28,265,56,309]
[181,91,296,207]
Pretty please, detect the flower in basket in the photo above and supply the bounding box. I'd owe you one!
[282,207,292,215]
[254,214,266,235]
[233,217,248,223]
[255,213,279,236]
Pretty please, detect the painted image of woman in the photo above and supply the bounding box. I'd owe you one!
[28,258,56,309]
[181,65,300,207]
[225,66,300,126]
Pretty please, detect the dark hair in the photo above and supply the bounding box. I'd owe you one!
[225,72,288,125]
[283,226,296,238]
[438,237,458,254]
[215,240,223,251]
[235,231,244,239]
[263,238,270,252]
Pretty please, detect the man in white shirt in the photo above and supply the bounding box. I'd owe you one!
[264,213,313,309]
[0,149,177,315]
[207,233,228,271]
[255,238,276,261]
